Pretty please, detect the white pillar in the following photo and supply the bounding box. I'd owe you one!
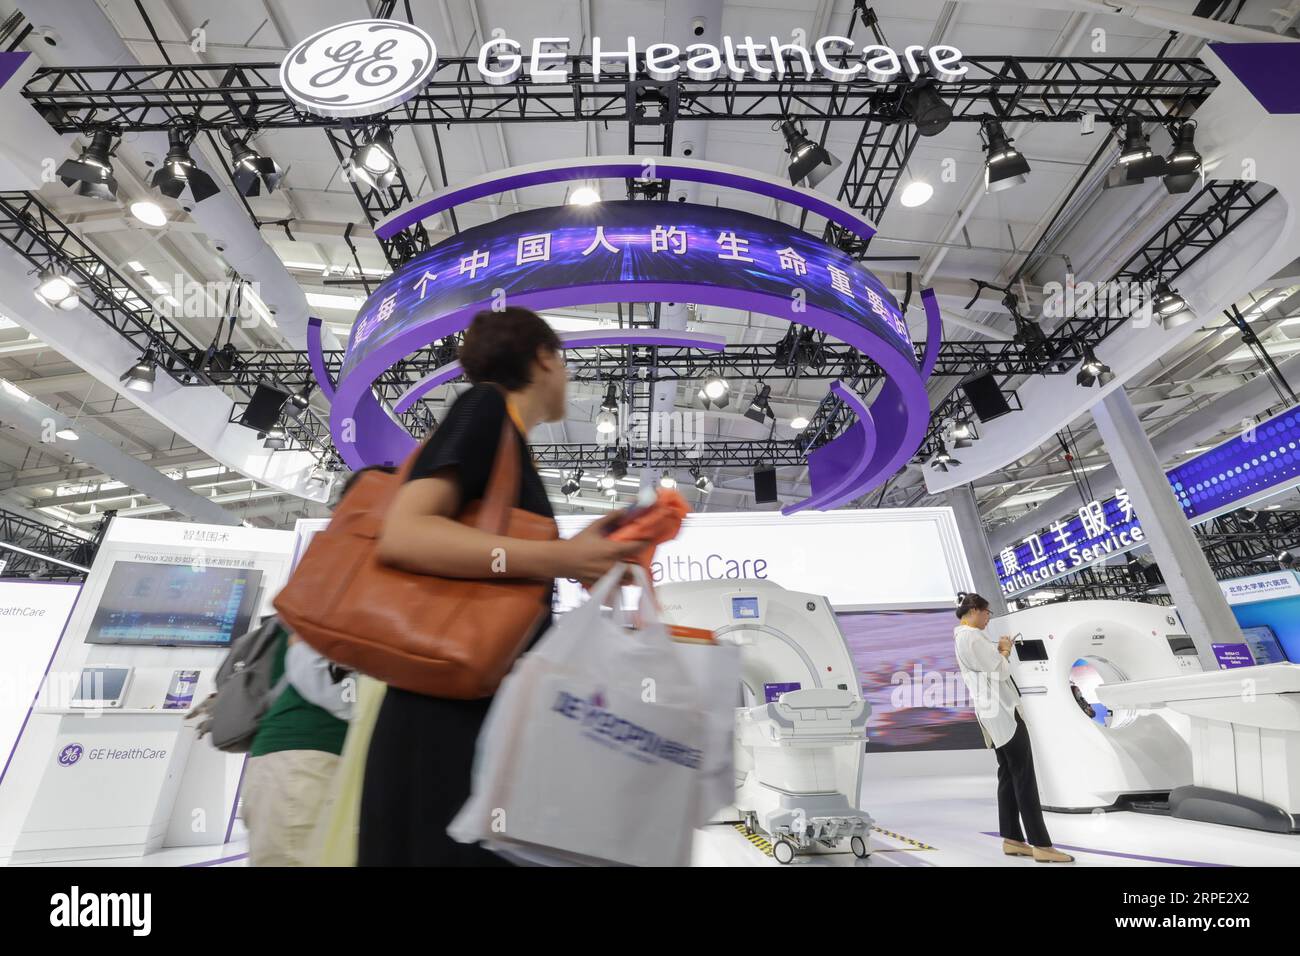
[947,484,1009,616]
[1092,388,1241,671]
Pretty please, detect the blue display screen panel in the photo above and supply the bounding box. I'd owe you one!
[85,561,263,647]
[1240,625,1288,665]
[731,596,760,620]
[1169,413,1300,520]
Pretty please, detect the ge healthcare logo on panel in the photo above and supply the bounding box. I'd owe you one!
[57,743,83,767]
[280,19,438,119]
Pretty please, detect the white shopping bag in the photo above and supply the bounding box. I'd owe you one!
[450,564,716,866]
[670,641,739,820]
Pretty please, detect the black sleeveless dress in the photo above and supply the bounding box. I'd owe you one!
[357,384,555,866]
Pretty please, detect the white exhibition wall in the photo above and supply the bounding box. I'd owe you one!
[0,580,81,851]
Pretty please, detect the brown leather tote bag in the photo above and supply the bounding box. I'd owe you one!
[273,416,559,698]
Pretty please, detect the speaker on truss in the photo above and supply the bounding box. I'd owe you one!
[960,371,1013,423]
[754,465,778,504]
[238,384,291,432]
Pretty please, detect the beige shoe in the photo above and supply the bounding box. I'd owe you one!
[1002,839,1034,857]
[1032,845,1076,863]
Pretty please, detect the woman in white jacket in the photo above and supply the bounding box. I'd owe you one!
[953,593,1074,864]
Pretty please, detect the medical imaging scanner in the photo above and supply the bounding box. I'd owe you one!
[991,600,1202,813]
[657,580,873,864]
[1099,662,1300,833]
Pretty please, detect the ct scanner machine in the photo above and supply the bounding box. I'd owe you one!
[658,580,874,864]
[991,600,1202,813]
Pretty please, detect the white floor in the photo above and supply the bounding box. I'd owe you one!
[695,773,1300,867]
[7,773,1300,867]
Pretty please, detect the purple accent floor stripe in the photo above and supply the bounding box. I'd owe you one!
[184,851,249,868]
[0,582,83,790]
[980,832,1229,867]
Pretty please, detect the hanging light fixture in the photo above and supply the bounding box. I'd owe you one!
[700,369,730,408]
[951,418,977,449]
[261,426,288,450]
[561,470,582,497]
[900,80,952,137]
[1117,118,1153,165]
[982,120,1030,193]
[744,383,775,424]
[348,126,398,191]
[929,442,960,472]
[223,128,285,196]
[899,178,934,208]
[34,265,79,310]
[777,118,841,187]
[691,466,712,493]
[119,351,157,393]
[789,414,810,431]
[1075,345,1114,388]
[1162,123,1201,195]
[568,183,601,205]
[152,127,220,202]
[659,472,677,490]
[282,385,312,420]
[56,129,118,201]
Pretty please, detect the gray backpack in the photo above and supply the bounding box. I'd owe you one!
[193,616,290,753]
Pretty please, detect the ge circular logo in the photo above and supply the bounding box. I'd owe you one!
[57,743,83,767]
[280,19,437,119]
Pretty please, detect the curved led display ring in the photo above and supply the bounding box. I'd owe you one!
[376,155,878,245]
[324,199,935,511]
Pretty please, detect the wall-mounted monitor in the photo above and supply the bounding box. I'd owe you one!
[84,562,263,647]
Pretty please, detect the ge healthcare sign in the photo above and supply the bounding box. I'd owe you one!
[995,400,1300,596]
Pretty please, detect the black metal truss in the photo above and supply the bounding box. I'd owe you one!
[23,56,1216,133]
[0,507,102,580]
[0,191,339,466]
[911,179,1279,465]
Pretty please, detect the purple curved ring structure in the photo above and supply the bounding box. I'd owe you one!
[306,317,336,401]
[376,156,878,244]
[394,328,727,415]
[323,281,933,511]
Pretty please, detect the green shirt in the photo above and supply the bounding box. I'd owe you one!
[249,627,349,758]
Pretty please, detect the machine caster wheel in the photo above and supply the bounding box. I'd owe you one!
[850,835,869,859]
[773,839,796,864]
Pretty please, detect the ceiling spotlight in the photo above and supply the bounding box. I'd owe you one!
[223,127,285,196]
[262,426,287,450]
[129,200,167,227]
[1154,282,1186,316]
[744,383,775,424]
[1117,119,1152,165]
[56,129,118,201]
[900,81,953,137]
[789,415,810,431]
[659,472,677,490]
[119,352,157,393]
[1075,345,1114,388]
[702,370,730,407]
[929,441,960,472]
[152,127,220,202]
[595,408,618,436]
[561,470,582,497]
[951,418,977,449]
[282,385,312,420]
[349,126,398,191]
[34,266,79,310]
[982,121,1030,193]
[597,472,616,491]
[693,468,712,493]
[1279,550,1296,571]
[568,184,602,206]
[1163,123,1201,195]
[55,427,79,441]
[899,179,934,207]
[778,119,841,188]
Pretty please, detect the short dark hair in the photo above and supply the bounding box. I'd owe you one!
[458,307,562,391]
[955,592,991,619]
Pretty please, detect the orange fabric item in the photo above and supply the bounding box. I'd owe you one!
[608,488,690,580]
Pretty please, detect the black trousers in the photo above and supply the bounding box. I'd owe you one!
[993,712,1052,848]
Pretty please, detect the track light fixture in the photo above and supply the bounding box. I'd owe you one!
[691,466,712,493]
[1117,118,1152,165]
[777,118,841,188]
[1162,123,1201,195]
[152,127,220,202]
[929,441,960,472]
[981,120,1030,193]
[744,383,775,424]
[223,128,285,196]
[282,384,313,420]
[119,351,157,393]
[57,129,118,201]
[1075,345,1114,388]
[561,470,582,497]
[698,369,730,409]
[34,265,79,310]
[349,126,398,191]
